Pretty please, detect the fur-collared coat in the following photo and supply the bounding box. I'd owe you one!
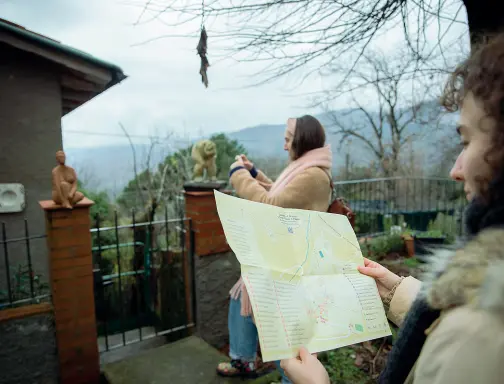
[387,228,504,383]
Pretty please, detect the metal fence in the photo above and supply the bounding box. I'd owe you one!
[91,209,196,353]
[333,177,467,239]
[0,220,50,310]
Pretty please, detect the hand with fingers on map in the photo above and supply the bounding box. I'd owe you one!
[214,190,391,362]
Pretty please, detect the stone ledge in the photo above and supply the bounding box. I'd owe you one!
[103,336,234,383]
[0,302,53,322]
[183,181,228,192]
[102,335,279,384]
[39,197,95,211]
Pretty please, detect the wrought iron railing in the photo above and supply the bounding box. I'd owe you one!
[0,220,50,310]
[332,177,467,239]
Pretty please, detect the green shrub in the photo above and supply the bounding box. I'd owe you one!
[403,257,421,269]
[320,347,368,384]
[355,212,380,234]
[361,234,404,260]
[0,265,50,306]
[383,214,393,233]
[426,213,458,243]
[415,230,444,238]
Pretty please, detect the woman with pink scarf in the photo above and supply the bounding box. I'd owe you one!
[217,115,333,382]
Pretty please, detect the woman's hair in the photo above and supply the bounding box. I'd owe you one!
[290,115,326,160]
[442,34,504,198]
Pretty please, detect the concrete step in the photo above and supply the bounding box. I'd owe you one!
[102,336,280,384]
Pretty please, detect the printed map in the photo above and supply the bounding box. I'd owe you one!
[215,191,391,362]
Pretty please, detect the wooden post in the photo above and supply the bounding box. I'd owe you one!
[39,198,100,384]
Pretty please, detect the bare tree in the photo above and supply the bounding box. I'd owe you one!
[326,47,441,178]
[117,124,193,305]
[124,0,502,85]
[118,122,177,219]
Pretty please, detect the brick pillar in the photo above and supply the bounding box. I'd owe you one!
[184,191,231,256]
[39,198,100,384]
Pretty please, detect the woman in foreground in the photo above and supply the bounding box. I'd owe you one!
[281,35,504,383]
[217,115,333,382]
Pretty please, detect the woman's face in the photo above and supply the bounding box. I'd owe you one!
[450,93,494,201]
[284,131,293,153]
[284,118,296,156]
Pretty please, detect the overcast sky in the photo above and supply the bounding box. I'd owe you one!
[2,0,468,149]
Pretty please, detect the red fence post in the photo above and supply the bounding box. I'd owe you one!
[183,190,231,256]
[40,198,100,384]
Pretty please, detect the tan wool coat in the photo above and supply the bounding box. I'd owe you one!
[230,167,332,211]
[388,228,504,383]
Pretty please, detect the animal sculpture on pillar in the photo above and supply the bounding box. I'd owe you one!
[191,140,218,182]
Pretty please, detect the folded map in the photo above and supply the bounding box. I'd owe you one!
[214,190,391,362]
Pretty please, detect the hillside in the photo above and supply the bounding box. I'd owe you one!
[65,103,456,197]
[228,104,455,168]
[65,144,171,197]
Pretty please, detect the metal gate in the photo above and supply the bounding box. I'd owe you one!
[91,211,196,352]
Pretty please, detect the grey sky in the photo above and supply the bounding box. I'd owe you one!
[2,0,468,149]
[2,0,327,148]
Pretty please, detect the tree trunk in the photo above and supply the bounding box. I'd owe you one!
[464,0,504,50]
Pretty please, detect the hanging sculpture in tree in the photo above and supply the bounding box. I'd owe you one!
[197,27,209,88]
[197,0,209,88]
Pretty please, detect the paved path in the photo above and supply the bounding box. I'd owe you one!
[102,336,280,384]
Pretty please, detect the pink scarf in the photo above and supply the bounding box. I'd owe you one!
[268,145,333,197]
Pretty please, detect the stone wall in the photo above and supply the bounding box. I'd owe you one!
[194,251,240,349]
[183,189,240,349]
[0,313,58,384]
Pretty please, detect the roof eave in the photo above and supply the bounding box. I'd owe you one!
[0,19,127,115]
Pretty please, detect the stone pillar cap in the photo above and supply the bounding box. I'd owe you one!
[39,197,95,211]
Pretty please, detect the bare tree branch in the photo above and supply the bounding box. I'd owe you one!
[330,111,384,160]
[145,136,158,201]
[350,93,385,156]
[326,45,441,177]
[127,0,469,85]
[156,163,170,203]
[119,122,146,209]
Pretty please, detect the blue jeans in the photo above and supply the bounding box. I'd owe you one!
[228,297,292,383]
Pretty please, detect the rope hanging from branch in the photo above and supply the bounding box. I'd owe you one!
[197,0,209,88]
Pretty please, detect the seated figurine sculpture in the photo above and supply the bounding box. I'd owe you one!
[51,150,84,209]
[191,140,217,181]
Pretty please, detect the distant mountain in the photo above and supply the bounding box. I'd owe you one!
[228,103,455,170]
[65,144,172,197]
[226,118,372,170]
[65,102,456,197]
[228,124,285,158]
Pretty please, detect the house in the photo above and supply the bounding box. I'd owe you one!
[0,18,126,286]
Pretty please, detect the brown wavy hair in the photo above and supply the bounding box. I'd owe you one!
[441,34,504,199]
